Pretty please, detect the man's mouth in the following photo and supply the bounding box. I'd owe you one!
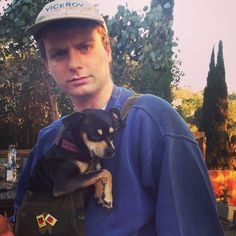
[68,76,90,84]
[69,76,89,82]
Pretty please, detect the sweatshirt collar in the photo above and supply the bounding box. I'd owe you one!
[106,85,134,111]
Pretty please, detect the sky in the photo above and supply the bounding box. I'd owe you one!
[94,0,236,94]
[0,0,235,93]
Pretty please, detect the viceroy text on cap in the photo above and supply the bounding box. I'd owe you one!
[26,0,107,36]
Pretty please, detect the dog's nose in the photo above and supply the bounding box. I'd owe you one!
[105,147,115,158]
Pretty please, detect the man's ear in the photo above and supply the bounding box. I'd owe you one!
[105,40,112,63]
[61,112,84,129]
[109,108,124,131]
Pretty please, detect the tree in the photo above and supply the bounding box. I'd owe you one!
[0,0,68,148]
[107,0,182,103]
[143,0,176,101]
[200,41,229,169]
[0,0,182,148]
[228,100,236,138]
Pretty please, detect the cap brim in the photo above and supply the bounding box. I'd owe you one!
[26,16,106,36]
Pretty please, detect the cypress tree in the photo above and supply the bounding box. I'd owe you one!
[200,41,229,169]
[214,40,229,168]
[200,47,216,133]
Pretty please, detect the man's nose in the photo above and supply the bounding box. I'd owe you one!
[68,48,83,70]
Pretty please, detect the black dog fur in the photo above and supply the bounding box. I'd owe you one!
[27,108,122,208]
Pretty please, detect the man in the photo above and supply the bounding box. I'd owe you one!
[1,0,224,235]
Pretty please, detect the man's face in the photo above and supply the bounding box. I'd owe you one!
[43,26,112,101]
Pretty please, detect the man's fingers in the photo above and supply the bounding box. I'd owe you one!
[0,215,14,236]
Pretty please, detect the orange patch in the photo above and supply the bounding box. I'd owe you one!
[208,170,236,206]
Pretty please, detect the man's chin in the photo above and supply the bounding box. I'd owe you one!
[69,90,94,101]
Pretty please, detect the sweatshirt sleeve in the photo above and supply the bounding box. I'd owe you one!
[135,95,224,236]
[149,135,223,236]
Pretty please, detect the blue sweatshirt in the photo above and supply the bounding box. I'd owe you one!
[14,86,224,236]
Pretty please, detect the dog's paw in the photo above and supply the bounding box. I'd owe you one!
[95,191,113,208]
[95,195,104,205]
[102,192,113,209]
[102,199,113,209]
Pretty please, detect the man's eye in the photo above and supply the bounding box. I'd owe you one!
[51,50,66,60]
[79,44,93,53]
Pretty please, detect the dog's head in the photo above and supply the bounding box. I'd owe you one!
[61,108,123,159]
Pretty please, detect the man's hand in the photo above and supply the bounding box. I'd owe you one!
[0,215,14,236]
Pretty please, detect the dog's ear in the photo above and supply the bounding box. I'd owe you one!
[61,112,84,129]
[109,108,124,131]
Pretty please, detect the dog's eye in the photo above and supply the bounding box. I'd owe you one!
[88,133,102,142]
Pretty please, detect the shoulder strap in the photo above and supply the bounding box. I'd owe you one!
[120,93,141,120]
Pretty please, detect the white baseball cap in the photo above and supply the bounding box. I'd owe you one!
[26,0,107,36]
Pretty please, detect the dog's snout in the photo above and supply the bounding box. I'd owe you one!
[105,146,115,158]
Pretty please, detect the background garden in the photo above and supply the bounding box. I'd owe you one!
[0,0,236,228]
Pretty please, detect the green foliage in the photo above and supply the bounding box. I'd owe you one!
[0,0,60,148]
[193,107,203,129]
[217,187,232,205]
[229,93,236,100]
[0,0,48,54]
[107,0,182,102]
[200,41,229,169]
[0,0,181,148]
[172,87,203,124]
[228,100,236,137]
[0,60,53,148]
[180,98,202,121]
[57,92,74,116]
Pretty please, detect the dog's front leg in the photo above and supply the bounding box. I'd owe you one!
[100,172,113,208]
[53,168,113,208]
[79,169,113,208]
[94,173,113,208]
[83,169,113,208]
[94,180,104,205]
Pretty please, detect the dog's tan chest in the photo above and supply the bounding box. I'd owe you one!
[74,160,89,173]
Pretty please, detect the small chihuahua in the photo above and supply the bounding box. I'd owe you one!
[15,108,122,235]
[27,108,122,208]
